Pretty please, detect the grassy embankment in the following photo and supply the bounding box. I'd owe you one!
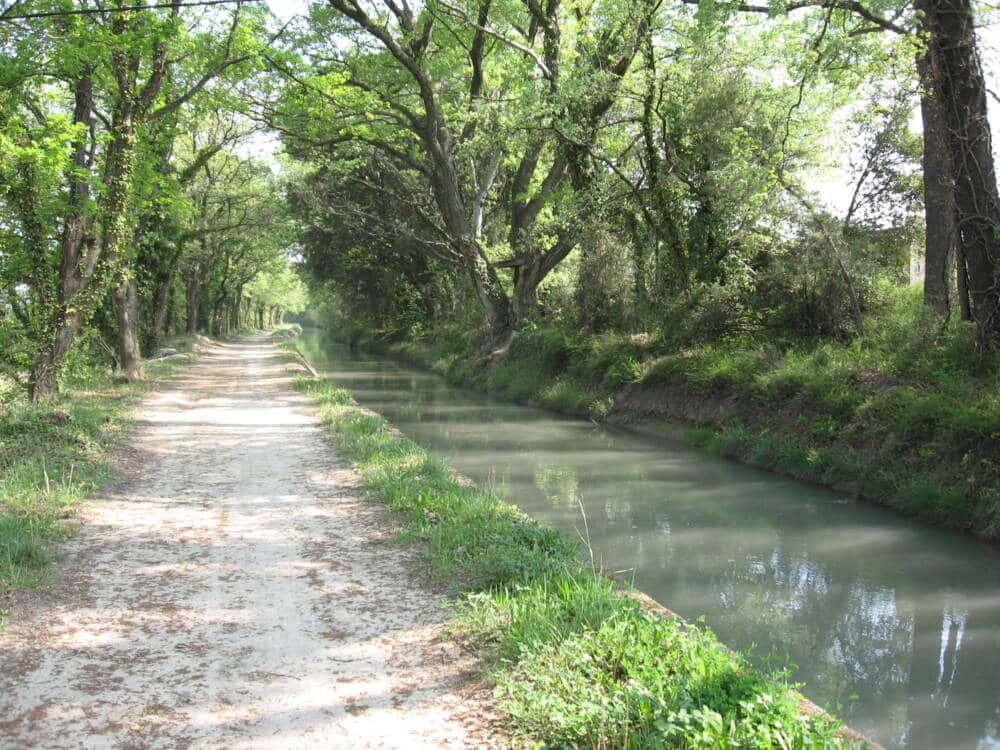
[381,286,1000,541]
[294,373,865,748]
[0,338,200,612]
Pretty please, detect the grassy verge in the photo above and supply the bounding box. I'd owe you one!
[295,375,864,748]
[0,341,197,610]
[377,287,1000,541]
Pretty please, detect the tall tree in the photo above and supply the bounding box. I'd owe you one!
[916,0,960,316]
[697,0,994,331]
[104,1,261,381]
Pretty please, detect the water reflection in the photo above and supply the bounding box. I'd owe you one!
[299,331,1000,750]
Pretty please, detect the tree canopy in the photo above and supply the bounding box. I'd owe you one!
[2,0,1000,399]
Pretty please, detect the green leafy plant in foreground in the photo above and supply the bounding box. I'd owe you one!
[295,375,863,749]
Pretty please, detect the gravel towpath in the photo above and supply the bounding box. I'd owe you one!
[0,336,503,749]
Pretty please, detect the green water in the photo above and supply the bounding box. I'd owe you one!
[299,329,1000,750]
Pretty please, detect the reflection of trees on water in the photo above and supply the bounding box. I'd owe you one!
[518,447,1000,749]
[675,547,999,749]
[521,460,1000,749]
[535,465,580,508]
[935,605,967,705]
[711,551,914,702]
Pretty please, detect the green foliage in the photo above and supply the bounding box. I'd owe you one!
[294,373,860,748]
[288,164,457,341]
[494,610,847,749]
[0,0,283,393]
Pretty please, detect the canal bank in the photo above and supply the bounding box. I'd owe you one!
[292,361,867,749]
[295,327,1000,750]
[374,320,1000,545]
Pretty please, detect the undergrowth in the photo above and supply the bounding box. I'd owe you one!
[296,376,863,749]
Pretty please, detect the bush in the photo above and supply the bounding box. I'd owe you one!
[574,225,636,332]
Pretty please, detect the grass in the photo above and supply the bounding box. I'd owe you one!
[0,342,196,608]
[295,374,864,749]
[636,291,1000,538]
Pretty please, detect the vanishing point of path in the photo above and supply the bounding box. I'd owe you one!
[0,336,503,749]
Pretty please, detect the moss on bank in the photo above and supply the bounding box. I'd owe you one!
[0,341,197,608]
[295,375,864,748]
[371,287,1000,542]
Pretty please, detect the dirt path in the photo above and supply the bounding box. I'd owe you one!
[0,336,504,749]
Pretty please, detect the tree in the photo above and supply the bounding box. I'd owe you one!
[175,148,291,338]
[287,159,458,337]
[246,264,308,328]
[273,0,661,350]
[609,13,818,298]
[700,0,999,344]
[916,0,961,316]
[922,0,1000,346]
[0,0,265,399]
[102,1,263,382]
[134,108,255,351]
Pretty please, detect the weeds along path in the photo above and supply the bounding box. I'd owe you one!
[0,335,501,749]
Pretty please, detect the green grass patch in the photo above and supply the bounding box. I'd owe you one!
[0,349,193,602]
[295,374,863,749]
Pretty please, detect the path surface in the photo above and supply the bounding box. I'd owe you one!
[0,336,503,749]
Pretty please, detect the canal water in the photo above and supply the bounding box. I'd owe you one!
[298,329,1000,749]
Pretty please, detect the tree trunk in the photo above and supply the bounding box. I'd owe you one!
[211,296,226,337]
[144,237,184,350]
[957,244,973,320]
[102,86,144,378]
[917,36,958,315]
[186,271,200,334]
[626,211,648,313]
[30,312,85,401]
[511,259,544,326]
[114,275,143,381]
[468,254,514,351]
[928,0,1000,347]
[148,274,171,352]
[30,71,96,402]
[164,280,176,336]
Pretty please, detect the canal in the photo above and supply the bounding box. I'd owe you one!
[298,329,1000,749]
